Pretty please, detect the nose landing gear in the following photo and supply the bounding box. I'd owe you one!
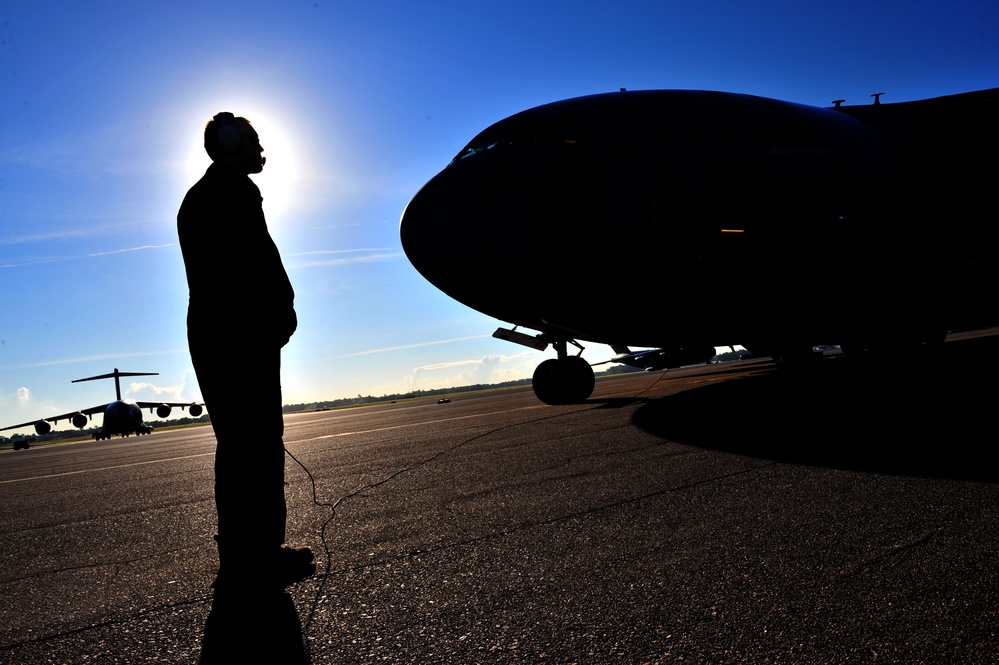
[492,327,596,405]
[531,340,595,405]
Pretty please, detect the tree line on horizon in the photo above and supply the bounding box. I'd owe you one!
[4,356,746,446]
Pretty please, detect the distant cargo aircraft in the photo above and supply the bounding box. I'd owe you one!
[1,368,204,441]
[400,87,999,404]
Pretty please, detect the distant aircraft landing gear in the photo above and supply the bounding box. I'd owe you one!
[531,341,595,405]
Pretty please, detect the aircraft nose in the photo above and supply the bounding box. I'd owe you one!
[399,178,431,264]
[399,177,436,278]
[400,167,474,285]
[400,160,529,322]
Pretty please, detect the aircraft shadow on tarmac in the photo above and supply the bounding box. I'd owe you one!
[630,335,999,483]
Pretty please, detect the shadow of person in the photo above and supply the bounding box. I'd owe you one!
[632,334,999,483]
[198,588,308,664]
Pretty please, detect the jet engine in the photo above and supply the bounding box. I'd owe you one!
[189,404,204,417]
[156,404,172,418]
[71,413,88,429]
[34,420,51,435]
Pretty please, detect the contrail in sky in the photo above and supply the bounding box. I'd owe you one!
[347,335,491,357]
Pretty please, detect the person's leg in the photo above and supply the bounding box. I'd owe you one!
[192,343,307,586]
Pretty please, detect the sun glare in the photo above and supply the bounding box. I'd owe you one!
[180,105,303,223]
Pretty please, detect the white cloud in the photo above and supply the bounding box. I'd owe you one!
[400,351,537,392]
[126,368,202,405]
[127,381,184,402]
[17,387,30,404]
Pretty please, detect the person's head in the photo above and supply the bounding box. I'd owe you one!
[204,112,265,174]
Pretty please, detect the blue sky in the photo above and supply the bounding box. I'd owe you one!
[2,1,997,433]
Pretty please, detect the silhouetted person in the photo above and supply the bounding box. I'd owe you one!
[178,112,314,591]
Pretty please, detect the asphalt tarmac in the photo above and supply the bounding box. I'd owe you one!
[2,333,997,663]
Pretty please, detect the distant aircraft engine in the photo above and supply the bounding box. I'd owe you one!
[71,413,88,429]
[156,404,172,418]
[34,420,51,435]
[189,404,204,417]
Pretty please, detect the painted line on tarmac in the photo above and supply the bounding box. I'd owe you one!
[0,452,215,484]
[292,406,546,444]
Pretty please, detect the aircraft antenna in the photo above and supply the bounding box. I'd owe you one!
[832,99,845,108]
[871,92,885,105]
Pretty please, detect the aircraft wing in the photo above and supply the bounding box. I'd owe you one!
[0,404,110,433]
[134,401,205,417]
[606,346,716,371]
[134,401,203,409]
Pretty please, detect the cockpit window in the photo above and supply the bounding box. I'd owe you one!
[456,141,499,161]
[452,113,586,163]
[459,132,576,160]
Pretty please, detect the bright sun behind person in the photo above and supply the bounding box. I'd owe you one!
[182,106,302,222]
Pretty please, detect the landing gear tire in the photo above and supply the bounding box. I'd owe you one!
[532,356,595,405]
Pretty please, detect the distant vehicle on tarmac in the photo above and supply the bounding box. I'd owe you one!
[11,437,34,451]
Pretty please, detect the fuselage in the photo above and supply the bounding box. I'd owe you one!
[99,401,149,438]
[401,88,999,355]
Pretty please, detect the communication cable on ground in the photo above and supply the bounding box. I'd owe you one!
[283,371,670,655]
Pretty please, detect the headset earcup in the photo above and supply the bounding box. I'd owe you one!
[217,123,241,152]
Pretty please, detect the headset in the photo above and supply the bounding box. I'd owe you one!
[213,112,242,153]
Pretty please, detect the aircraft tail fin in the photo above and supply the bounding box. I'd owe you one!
[72,368,159,383]
[71,368,159,402]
